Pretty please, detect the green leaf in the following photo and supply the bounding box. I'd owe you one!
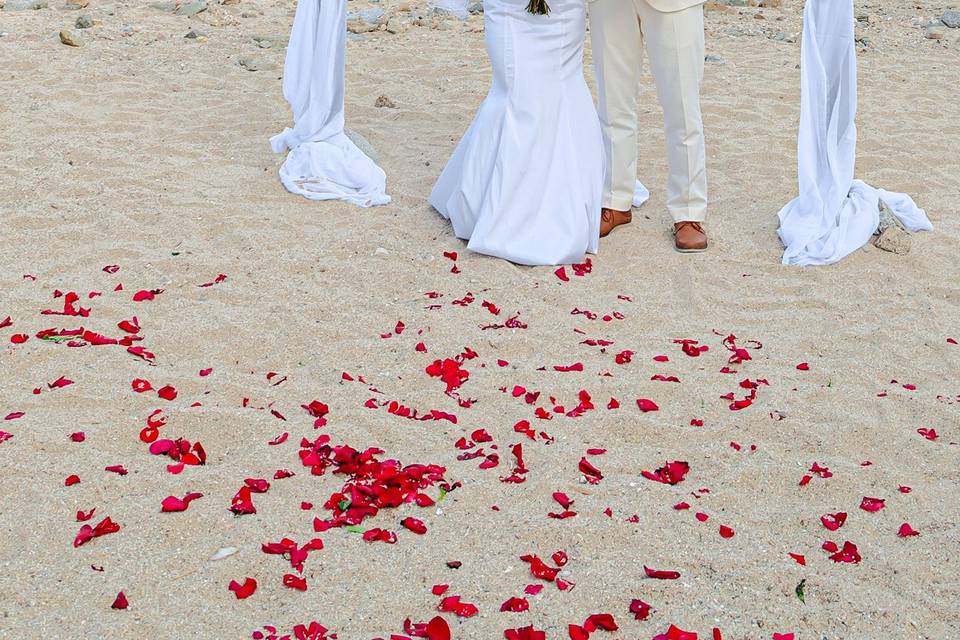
[795,579,806,604]
[438,488,447,502]
[345,525,367,534]
[40,335,73,342]
[338,499,351,511]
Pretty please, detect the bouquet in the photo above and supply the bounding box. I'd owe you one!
[526,0,550,14]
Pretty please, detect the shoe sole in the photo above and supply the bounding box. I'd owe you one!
[674,246,707,253]
[600,224,630,239]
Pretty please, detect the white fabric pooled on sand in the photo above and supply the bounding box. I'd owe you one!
[271,0,390,207]
[777,0,931,266]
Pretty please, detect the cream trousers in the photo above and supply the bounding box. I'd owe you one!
[590,0,708,222]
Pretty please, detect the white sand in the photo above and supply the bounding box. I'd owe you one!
[0,1,958,638]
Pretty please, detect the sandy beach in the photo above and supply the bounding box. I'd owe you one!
[0,0,958,638]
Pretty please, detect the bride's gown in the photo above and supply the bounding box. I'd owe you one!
[429,0,610,266]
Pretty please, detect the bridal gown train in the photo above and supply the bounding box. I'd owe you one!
[429,0,619,266]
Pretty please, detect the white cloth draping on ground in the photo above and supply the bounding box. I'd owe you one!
[777,0,931,266]
[271,0,390,207]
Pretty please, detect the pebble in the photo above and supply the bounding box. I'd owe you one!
[344,127,380,165]
[237,56,259,71]
[58,28,82,46]
[874,225,912,255]
[251,34,288,48]
[174,0,206,17]
[385,15,412,34]
[924,25,946,40]
[74,14,93,29]
[374,94,396,108]
[3,0,48,10]
[943,10,960,29]
[209,547,238,561]
[347,8,386,33]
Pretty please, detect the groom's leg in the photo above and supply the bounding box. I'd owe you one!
[639,2,708,224]
[590,0,644,212]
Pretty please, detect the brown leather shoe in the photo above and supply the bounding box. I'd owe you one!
[600,208,632,238]
[673,221,708,253]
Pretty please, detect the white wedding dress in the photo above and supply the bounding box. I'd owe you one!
[429,0,647,266]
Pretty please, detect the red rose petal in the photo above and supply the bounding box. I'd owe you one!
[160,492,203,513]
[228,577,257,599]
[629,598,652,620]
[644,566,680,580]
[859,497,885,513]
[636,398,659,413]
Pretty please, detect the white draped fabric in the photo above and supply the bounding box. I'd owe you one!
[429,0,648,266]
[777,0,931,266]
[271,0,390,207]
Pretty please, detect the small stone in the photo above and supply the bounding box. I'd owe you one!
[344,127,379,165]
[374,94,396,108]
[385,15,411,33]
[924,25,946,40]
[942,10,960,29]
[3,0,48,10]
[429,4,466,20]
[174,0,207,16]
[75,14,93,28]
[874,225,912,255]
[58,28,83,46]
[705,54,723,63]
[63,0,88,8]
[347,7,386,32]
[210,546,238,561]
[237,56,259,71]
[251,34,288,48]
[468,2,483,14]
[374,247,389,256]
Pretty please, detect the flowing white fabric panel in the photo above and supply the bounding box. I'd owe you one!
[271,0,390,207]
[777,0,931,266]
